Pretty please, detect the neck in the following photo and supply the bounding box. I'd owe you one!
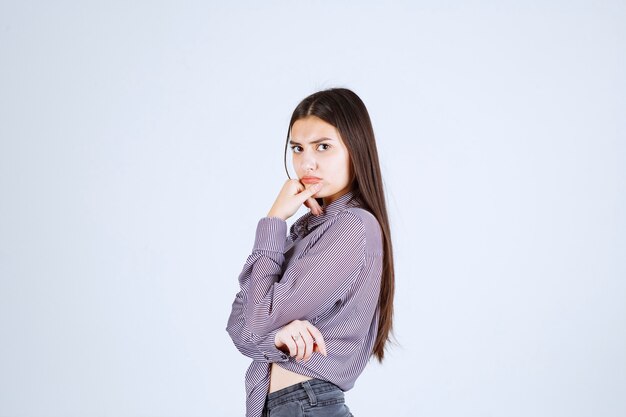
[322,188,351,207]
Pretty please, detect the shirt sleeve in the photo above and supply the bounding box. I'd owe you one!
[226,292,290,363]
[245,210,366,335]
[225,217,292,363]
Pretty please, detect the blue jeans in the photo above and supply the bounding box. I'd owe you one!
[262,379,354,417]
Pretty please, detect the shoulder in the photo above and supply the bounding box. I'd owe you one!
[319,209,367,241]
[340,207,383,256]
[346,208,383,255]
[344,207,380,232]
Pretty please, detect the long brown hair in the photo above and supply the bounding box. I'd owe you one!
[283,87,395,362]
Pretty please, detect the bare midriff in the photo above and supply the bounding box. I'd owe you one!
[268,362,313,393]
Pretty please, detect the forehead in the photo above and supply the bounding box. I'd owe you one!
[289,116,341,143]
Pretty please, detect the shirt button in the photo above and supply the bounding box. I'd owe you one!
[263,354,269,359]
[280,354,288,360]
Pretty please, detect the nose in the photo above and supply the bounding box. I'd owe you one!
[299,150,317,173]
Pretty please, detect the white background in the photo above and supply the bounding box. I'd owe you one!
[1,1,624,416]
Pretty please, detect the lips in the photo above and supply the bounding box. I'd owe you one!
[301,176,322,184]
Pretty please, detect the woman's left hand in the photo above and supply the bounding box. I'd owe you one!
[274,319,328,362]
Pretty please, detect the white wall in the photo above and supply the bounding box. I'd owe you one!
[1,1,624,416]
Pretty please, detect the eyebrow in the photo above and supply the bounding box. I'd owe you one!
[289,137,335,145]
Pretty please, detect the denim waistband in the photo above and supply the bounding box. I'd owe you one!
[265,378,343,409]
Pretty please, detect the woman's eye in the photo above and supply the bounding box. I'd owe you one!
[317,143,330,151]
[290,146,302,153]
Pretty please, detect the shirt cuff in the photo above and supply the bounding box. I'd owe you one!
[254,328,290,363]
[253,217,288,253]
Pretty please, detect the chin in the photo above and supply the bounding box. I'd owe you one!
[308,185,325,194]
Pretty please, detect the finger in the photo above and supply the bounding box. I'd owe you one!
[282,336,298,357]
[297,183,323,204]
[304,197,323,216]
[298,328,315,361]
[290,179,306,195]
[306,324,328,357]
[309,196,324,213]
[293,334,306,360]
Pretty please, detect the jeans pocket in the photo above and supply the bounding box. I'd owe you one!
[268,400,304,417]
[303,401,352,417]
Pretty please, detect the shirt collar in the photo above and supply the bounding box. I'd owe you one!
[291,189,362,238]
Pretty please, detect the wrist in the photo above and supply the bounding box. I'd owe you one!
[267,211,286,220]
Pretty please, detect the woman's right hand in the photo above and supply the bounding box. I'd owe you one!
[267,179,324,220]
[274,319,328,361]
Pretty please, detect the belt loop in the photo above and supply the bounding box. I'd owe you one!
[301,380,317,406]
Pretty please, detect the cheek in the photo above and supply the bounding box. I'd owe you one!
[292,155,302,173]
[326,156,350,183]
[340,154,351,176]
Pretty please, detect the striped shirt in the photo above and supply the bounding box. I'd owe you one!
[226,190,383,417]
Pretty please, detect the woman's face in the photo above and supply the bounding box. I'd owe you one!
[289,116,352,206]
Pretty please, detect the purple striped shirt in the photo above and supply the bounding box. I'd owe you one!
[226,190,383,417]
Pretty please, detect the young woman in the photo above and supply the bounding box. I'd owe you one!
[226,88,395,417]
